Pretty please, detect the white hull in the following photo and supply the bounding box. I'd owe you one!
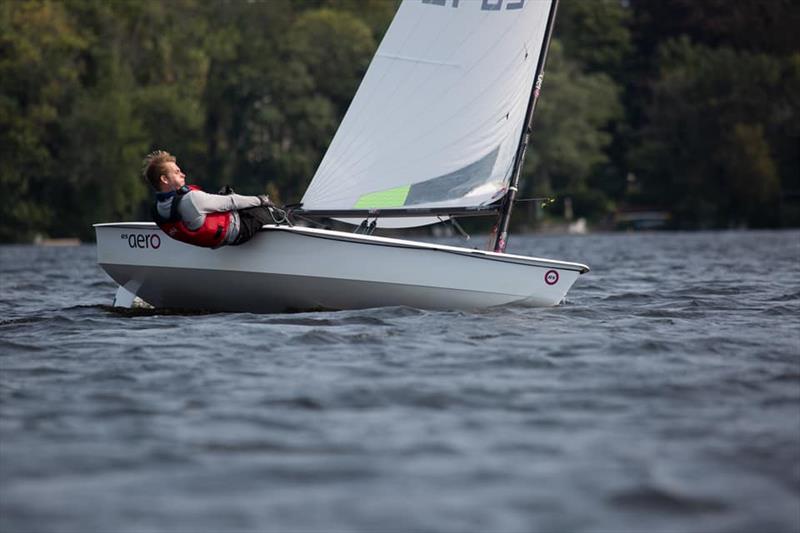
[95,223,589,313]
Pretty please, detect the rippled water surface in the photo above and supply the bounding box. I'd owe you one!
[1,230,799,533]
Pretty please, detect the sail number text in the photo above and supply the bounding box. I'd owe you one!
[422,0,526,11]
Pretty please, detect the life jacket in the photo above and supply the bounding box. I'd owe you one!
[152,185,231,248]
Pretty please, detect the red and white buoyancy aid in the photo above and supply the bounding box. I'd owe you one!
[152,185,231,248]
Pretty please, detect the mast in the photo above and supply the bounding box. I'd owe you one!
[490,0,559,253]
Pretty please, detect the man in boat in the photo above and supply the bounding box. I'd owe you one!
[143,150,275,248]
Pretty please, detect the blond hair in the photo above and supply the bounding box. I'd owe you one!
[142,150,176,191]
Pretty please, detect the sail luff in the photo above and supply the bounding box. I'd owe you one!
[491,0,559,253]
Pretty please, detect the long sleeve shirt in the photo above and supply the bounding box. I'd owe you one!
[156,189,263,244]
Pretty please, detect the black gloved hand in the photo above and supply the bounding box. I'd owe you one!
[217,185,235,195]
[257,194,274,208]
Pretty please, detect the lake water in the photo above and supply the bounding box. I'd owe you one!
[1,230,799,532]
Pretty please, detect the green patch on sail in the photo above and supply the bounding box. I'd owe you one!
[354,185,410,208]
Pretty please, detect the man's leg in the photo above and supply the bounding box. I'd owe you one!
[231,206,273,245]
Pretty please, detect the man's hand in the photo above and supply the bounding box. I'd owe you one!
[258,194,274,208]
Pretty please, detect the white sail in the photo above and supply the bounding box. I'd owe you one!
[301,0,554,227]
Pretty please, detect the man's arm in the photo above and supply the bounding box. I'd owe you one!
[179,190,266,230]
[188,190,263,213]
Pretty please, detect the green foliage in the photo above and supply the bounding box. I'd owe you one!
[721,124,780,225]
[630,38,794,227]
[0,1,86,241]
[239,8,376,201]
[59,86,149,235]
[286,9,374,114]
[557,0,632,76]
[630,0,800,57]
[322,0,398,40]
[513,0,633,222]
[0,0,797,241]
[522,40,622,218]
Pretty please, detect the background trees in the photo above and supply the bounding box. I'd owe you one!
[0,0,797,241]
[625,0,800,228]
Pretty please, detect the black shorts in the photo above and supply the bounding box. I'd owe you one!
[231,206,273,246]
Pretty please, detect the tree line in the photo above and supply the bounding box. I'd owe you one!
[1,0,798,242]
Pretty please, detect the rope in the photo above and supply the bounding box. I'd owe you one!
[267,206,293,227]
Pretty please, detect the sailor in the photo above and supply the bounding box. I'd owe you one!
[143,150,275,248]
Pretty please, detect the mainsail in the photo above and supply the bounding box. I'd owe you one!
[301,0,554,227]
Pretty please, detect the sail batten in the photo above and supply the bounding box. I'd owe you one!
[302,0,554,228]
[376,53,462,68]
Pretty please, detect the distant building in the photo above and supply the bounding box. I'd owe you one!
[614,207,671,230]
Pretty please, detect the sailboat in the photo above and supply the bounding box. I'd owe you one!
[95,0,589,313]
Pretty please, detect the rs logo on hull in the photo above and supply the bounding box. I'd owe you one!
[121,233,161,249]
